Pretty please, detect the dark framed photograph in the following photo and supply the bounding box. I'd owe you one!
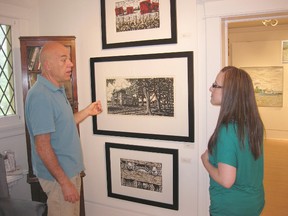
[100,0,177,49]
[105,142,179,210]
[90,52,194,142]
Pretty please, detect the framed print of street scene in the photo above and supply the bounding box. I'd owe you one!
[101,0,177,48]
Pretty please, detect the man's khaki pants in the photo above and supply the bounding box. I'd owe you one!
[39,174,81,216]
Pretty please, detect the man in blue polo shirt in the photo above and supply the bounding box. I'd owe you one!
[25,42,102,216]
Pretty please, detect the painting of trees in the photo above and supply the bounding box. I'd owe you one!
[106,77,174,116]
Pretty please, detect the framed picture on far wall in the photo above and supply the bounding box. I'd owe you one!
[100,0,177,49]
[241,66,283,107]
[105,142,179,210]
[90,52,194,142]
[282,40,288,63]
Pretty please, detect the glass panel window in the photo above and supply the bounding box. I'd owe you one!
[0,23,15,117]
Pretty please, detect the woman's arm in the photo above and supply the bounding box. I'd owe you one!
[201,149,236,188]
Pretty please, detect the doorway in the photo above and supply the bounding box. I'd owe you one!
[223,13,288,216]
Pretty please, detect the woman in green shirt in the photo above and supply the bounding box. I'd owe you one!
[201,66,265,216]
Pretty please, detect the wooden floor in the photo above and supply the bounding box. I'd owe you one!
[261,139,288,216]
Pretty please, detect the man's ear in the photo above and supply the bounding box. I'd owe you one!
[41,60,51,71]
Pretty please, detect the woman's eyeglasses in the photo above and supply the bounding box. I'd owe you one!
[212,83,222,89]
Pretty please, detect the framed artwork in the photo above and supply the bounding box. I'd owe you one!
[90,52,194,142]
[105,142,179,210]
[100,0,177,49]
[282,40,288,63]
[241,66,283,107]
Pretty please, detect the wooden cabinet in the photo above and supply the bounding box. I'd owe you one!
[19,36,85,216]
[20,36,79,112]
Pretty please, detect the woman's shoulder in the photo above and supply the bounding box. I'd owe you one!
[219,122,238,136]
[220,122,237,129]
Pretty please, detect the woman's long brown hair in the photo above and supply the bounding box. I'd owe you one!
[208,66,264,159]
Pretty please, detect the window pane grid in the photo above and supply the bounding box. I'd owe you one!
[0,24,15,117]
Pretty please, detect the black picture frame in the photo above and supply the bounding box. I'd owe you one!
[101,0,177,49]
[105,142,179,210]
[90,51,194,142]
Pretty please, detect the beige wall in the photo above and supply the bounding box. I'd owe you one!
[229,26,288,139]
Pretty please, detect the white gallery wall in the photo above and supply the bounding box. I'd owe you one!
[36,1,202,215]
[1,0,288,216]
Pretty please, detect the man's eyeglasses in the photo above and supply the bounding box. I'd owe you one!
[212,83,222,89]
